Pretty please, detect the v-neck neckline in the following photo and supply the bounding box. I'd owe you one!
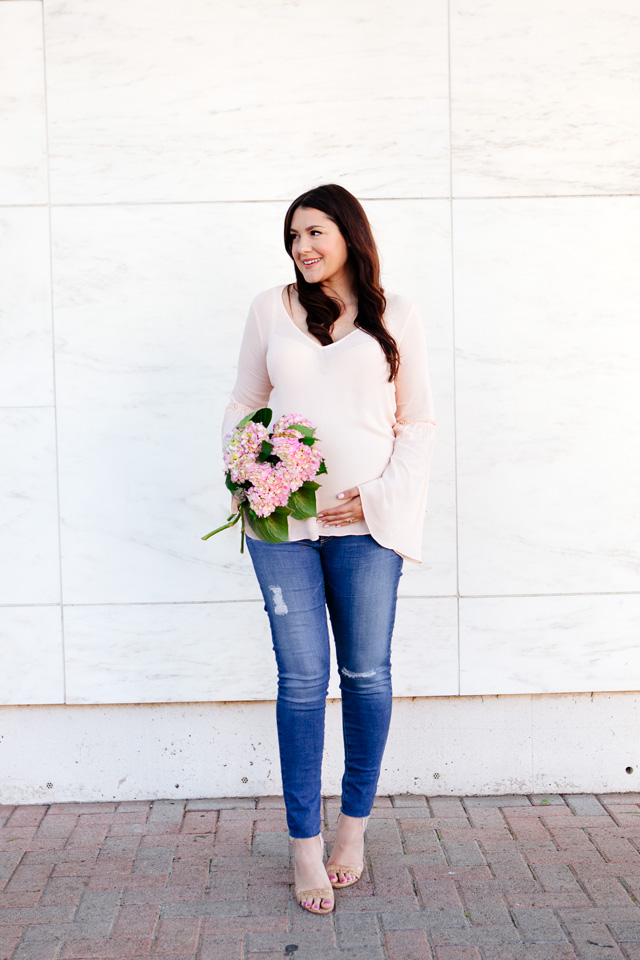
[278,284,362,350]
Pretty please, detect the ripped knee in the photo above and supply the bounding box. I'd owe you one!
[340,666,376,679]
[268,585,288,616]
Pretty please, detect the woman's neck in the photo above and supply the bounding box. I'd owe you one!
[321,270,357,314]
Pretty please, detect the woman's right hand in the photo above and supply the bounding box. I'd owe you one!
[230,493,241,515]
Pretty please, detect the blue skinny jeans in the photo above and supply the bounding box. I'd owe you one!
[246,533,403,838]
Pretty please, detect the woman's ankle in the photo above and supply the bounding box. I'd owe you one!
[337,812,368,834]
[291,834,324,858]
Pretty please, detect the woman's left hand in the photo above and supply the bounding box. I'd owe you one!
[316,487,364,527]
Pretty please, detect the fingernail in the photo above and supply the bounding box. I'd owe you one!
[337,493,344,499]
[317,513,324,518]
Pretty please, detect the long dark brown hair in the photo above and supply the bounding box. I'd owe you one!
[283,184,400,382]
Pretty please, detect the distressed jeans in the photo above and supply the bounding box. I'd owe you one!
[246,534,403,839]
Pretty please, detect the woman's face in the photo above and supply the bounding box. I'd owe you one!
[289,207,350,288]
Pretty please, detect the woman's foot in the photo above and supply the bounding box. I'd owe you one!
[326,812,367,888]
[292,835,334,914]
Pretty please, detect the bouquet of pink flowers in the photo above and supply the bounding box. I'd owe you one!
[202,408,326,552]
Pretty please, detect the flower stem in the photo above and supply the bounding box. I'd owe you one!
[201,510,241,540]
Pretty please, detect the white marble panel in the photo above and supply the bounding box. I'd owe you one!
[455,198,640,596]
[53,201,290,606]
[369,200,456,597]
[451,0,640,196]
[391,598,458,696]
[44,0,449,204]
[0,408,60,605]
[0,606,63,705]
[64,600,276,704]
[0,1,48,204]
[460,595,640,696]
[0,207,53,406]
[64,596,456,705]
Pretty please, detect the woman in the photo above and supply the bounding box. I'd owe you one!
[221,184,436,914]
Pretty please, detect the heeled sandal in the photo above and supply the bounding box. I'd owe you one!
[293,834,334,915]
[326,813,369,889]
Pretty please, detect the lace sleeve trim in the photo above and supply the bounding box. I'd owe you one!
[395,418,437,426]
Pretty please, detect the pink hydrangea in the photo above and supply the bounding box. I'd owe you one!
[272,414,314,438]
[222,412,325,521]
[223,420,269,483]
[245,462,292,517]
[271,436,323,492]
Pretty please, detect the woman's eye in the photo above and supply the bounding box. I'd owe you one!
[310,230,321,236]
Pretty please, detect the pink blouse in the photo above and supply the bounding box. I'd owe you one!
[222,285,437,563]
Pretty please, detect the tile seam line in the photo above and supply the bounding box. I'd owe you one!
[40,1,66,703]
[2,193,637,209]
[1,589,639,609]
[446,0,461,697]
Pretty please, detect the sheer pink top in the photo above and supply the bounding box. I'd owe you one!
[222,284,437,563]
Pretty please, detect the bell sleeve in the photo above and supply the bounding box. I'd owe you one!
[356,302,437,563]
[221,300,273,445]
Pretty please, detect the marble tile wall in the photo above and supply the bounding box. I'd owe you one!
[1,0,639,707]
[44,0,450,203]
[0,2,48,204]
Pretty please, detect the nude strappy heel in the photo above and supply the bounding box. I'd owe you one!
[292,834,334,914]
[326,813,369,889]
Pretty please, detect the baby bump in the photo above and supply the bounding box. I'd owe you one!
[314,432,394,511]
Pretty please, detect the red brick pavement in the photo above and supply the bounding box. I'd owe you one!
[1,795,640,958]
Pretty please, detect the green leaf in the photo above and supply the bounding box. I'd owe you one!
[251,407,273,427]
[225,472,237,493]
[288,480,320,520]
[235,407,273,430]
[301,436,314,446]
[317,460,327,475]
[257,440,273,461]
[246,506,291,543]
[287,423,315,438]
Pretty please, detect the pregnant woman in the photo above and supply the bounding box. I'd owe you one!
[221,184,436,914]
